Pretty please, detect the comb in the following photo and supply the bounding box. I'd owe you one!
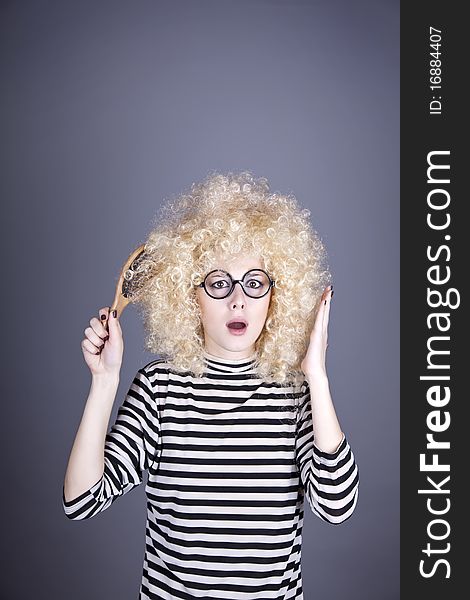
[109,244,148,319]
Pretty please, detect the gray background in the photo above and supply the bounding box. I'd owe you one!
[1,0,399,598]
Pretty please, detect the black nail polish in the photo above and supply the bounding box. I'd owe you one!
[100,314,106,320]
[331,290,334,298]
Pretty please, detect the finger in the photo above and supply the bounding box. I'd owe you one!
[314,286,330,326]
[107,309,121,334]
[98,306,110,331]
[322,286,333,333]
[319,285,332,311]
[321,284,333,302]
[81,338,101,355]
[84,326,106,348]
[90,315,109,339]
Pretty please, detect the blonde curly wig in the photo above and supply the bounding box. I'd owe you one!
[131,170,331,386]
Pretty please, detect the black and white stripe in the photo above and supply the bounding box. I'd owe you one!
[63,351,359,599]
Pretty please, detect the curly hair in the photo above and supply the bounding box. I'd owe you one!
[131,170,331,386]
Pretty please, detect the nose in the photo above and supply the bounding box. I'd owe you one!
[228,281,245,308]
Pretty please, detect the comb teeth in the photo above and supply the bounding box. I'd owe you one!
[120,250,150,300]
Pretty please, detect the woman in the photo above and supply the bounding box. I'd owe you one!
[63,171,359,599]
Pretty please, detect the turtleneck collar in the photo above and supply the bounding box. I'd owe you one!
[202,349,258,374]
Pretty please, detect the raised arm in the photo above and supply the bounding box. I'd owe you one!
[296,285,359,523]
[62,368,160,520]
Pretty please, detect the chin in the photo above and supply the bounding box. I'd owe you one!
[214,337,254,353]
[230,338,257,352]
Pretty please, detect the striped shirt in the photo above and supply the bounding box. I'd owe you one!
[63,350,359,599]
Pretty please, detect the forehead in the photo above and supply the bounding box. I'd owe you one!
[210,253,264,275]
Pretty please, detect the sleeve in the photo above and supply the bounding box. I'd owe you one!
[62,367,160,520]
[295,380,359,524]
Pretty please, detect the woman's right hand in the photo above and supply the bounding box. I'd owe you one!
[81,307,124,377]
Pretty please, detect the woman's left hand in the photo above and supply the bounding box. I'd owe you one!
[300,285,333,377]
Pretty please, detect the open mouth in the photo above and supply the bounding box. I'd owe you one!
[226,319,248,334]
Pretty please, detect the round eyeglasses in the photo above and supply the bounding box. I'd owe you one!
[198,269,275,299]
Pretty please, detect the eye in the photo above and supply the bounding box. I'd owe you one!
[245,278,263,289]
[211,279,230,289]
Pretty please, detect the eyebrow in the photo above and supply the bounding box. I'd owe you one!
[212,269,263,277]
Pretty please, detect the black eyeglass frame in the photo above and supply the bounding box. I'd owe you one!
[197,268,276,299]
